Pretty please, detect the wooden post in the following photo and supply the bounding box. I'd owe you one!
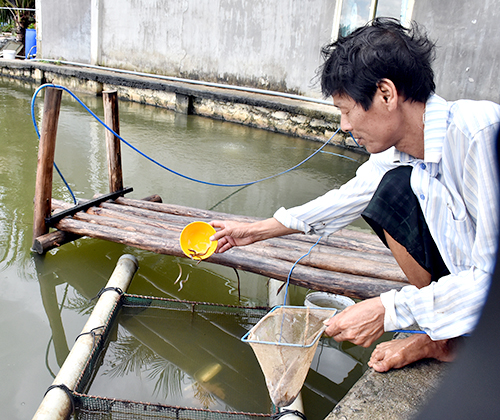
[32,87,63,248]
[103,90,123,193]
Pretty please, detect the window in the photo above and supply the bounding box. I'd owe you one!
[332,0,414,40]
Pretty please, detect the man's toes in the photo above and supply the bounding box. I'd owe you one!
[370,360,391,372]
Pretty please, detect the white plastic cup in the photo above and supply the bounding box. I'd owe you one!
[304,291,355,312]
[3,50,16,59]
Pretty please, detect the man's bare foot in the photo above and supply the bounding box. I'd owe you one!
[368,334,458,372]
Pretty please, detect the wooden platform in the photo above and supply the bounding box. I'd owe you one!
[31,87,407,300]
[33,194,408,300]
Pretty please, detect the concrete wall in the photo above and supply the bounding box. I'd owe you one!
[37,0,500,102]
[412,0,500,102]
[38,0,336,99]
[38,1,91,63]
[0,61,355,149]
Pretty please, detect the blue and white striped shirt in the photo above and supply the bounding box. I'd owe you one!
[274,94,500,340]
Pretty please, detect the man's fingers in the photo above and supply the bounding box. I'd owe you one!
[218,242,233,253]
[323,318,341,338]
[210,230,225,242]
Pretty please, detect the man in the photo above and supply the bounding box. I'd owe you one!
[210,18,500,372]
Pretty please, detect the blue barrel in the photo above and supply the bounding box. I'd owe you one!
[25,29,36,59]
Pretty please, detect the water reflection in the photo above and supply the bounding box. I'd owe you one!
[93,304,273,413]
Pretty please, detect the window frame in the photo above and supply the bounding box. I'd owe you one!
[331,0,415,41]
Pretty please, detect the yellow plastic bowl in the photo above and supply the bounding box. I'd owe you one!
[179,221,218,260]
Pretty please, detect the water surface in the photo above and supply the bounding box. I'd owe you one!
[0,78,386,420]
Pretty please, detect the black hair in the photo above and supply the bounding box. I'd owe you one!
[320,18,436,110]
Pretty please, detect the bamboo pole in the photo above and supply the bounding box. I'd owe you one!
[48,198,405,282]
[103,90,123,193]
[113,197,389,252]
[98,200,390,258]
[51,216,402,300]
[32,87,63,248]
[32,254,139,420]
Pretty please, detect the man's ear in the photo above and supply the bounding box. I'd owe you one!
[376,79,398,111]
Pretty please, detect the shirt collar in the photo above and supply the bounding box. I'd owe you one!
[393,94,449,164]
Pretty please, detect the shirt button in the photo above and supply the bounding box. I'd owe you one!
[420,163,426,170]
[420,194,425,200]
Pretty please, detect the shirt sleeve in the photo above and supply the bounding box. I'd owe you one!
[381,120,500,340]
[273,148,398,235]
[381,268,492,339]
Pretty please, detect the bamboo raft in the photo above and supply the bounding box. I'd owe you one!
[32,87,407,300]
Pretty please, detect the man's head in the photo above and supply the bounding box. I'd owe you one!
[320,18,436,110]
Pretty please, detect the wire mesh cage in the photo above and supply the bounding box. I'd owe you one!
[73,392,273,420]
[69,293,275,420]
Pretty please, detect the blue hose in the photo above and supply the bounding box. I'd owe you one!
[30,83,348,193]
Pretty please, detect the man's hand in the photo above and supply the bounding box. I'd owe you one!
[324,297,385,347]
[209,220,260,253]
[209,218,299,253]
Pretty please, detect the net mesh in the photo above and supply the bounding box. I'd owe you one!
[70,293,273,420]
[73,392,272,420]
[243,306,336,408]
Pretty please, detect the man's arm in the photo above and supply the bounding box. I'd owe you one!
[210,149,396,253]
[209,218,300,253]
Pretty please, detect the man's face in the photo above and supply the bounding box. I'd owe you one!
[332,93,399,154]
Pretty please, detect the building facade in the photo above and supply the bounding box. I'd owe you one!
[35,0,499,102]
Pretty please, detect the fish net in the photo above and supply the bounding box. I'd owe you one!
[242,306,336,408]
[68,293,275,420]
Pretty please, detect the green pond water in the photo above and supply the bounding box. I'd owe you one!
[0,78,390,419]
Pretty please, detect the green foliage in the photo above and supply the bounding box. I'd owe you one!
[0,0,35,8]
[0,21,14,33]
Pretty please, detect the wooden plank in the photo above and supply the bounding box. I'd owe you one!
[103,200,391,257]
[45,194,407,295]
[114,197,389,253]
[48,197,405,282]
[31,230,81,255]
[54,207,404,282]
[51,199,398,263]
[114,197,260,222]
[96,211,403,281]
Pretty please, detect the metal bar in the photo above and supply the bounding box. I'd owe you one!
[0,7,36,11]
[45,187,133,226]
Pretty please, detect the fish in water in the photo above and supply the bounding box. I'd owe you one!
[177,273,189,291]
[174,263,190,291]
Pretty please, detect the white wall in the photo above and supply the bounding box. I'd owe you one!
[39,0,336,98]
[412,0,500,102]
[38,0,92,63]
